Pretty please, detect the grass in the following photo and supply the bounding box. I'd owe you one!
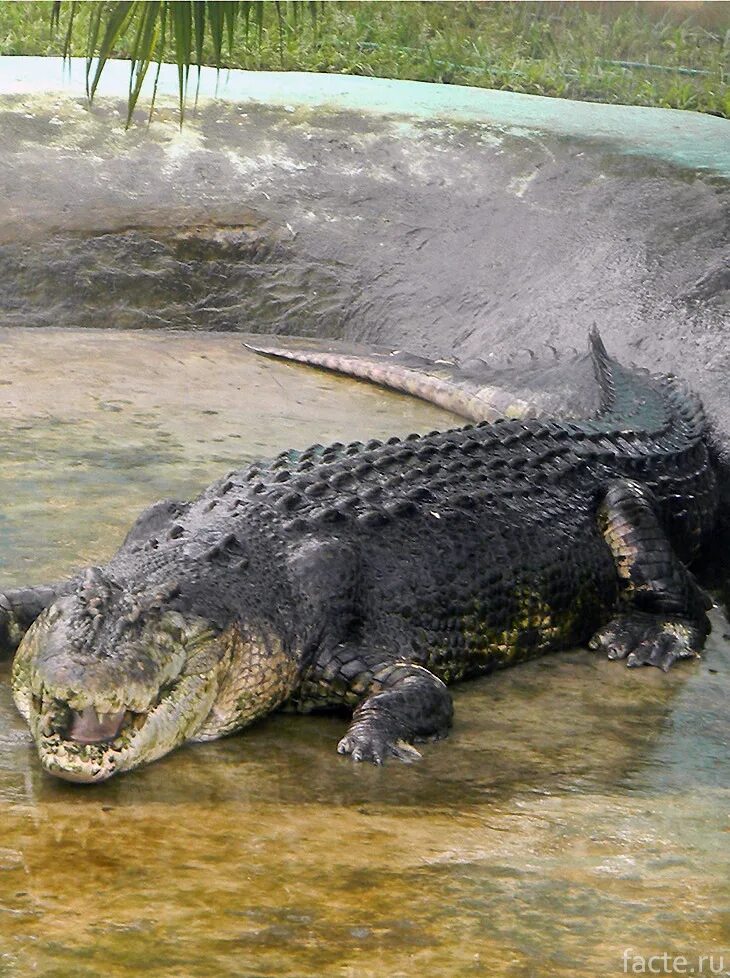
[0,1,728,118]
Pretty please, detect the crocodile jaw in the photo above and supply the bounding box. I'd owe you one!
[28,671,220,783]
[12,611,297,783]
[12,618,222,783]
[10,601,224,782]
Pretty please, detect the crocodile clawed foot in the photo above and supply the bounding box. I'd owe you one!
[589,613,704,672]
[337,720,422,765]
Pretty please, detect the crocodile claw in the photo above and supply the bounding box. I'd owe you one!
[589,614,703,672]
[337,727,422,765]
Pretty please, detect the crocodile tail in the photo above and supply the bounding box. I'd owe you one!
[244,337,537,423]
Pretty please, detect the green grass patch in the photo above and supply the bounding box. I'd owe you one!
[0,1,728,118]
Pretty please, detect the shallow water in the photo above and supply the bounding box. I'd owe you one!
[0,328,728,978]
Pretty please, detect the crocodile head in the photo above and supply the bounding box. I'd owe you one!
[11,568,296,783]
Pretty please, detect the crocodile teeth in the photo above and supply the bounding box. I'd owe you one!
[67,706,126,745]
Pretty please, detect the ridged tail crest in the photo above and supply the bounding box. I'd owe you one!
[588,327,707,440]
[589,326,616,414]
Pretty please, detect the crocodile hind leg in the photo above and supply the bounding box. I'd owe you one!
[589,479,712,671]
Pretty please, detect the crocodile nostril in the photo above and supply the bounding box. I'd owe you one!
[67,706,126,744]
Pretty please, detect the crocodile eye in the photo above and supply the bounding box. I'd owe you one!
[158,622,185,645]
[158,611,188,641]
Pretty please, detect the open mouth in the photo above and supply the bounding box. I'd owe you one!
[37,697,147,747]
[67,705,130,743]
[27,672,220,784]
[10,606,232,783]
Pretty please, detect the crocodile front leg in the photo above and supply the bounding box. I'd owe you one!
[337,659,453,763]
[589,479,712,671]
[287,540,452,762]
[0,582,73,657]
[297,644,453,764]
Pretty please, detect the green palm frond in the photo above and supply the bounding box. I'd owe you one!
[50,1,315,126]
[43,2,729,122]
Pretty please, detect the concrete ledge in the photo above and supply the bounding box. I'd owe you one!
[0,55,728,176]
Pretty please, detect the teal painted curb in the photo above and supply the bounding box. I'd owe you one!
[0,55,727,176]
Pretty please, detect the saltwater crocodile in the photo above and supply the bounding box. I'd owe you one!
[1,331,721,783]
